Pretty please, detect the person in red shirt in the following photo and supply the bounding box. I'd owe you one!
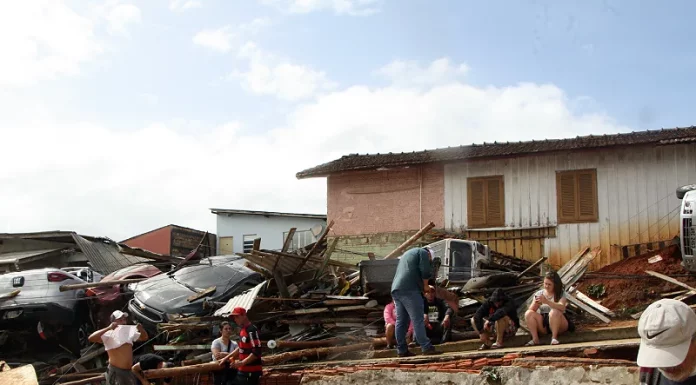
[221,307,262,385]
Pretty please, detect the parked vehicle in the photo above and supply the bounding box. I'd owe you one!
[0,268,93,356]
[87,264,162,305]
[678,184,696,271]
[62,266,104,284]
[128,256,263,332]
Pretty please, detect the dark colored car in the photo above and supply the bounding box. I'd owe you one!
[128,256,263,332]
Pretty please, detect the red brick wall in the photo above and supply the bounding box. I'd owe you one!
[123,226,172,255]
[327,165,444,236]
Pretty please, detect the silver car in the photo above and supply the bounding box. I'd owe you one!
[0,268,94,355]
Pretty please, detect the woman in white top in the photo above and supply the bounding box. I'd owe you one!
[524,271,573,346]
[211,321,239,385]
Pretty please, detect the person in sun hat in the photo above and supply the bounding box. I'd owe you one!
[637,299,696,384]
[220,307,262,385]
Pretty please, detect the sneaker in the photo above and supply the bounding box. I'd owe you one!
[398,351,416,358]
[386,344,395,349]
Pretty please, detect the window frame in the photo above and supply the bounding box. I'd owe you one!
[555,169,599,224]
[466,175,505,229]
[242,234,257,253]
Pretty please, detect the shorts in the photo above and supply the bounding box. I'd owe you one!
[541,312,575,333]
[106,365,137,385]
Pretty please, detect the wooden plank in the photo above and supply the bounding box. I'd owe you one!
[252,237,261,253]
[566,292,611,323]
[313,238,339,280]
[0,289,20,300]
[59,278,147,292]
[154,344,211,351]
[187,286,216,302]
[273,269,291,299]
[516,256,547,279]
[57,375,105,385]
[383,222,436,260]
[57,347,106,374]
[574,290,616,317]
[294,220,335,273]
[281,228,296,253]
[645,270,696,292]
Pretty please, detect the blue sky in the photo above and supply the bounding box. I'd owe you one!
[0,0,693,239]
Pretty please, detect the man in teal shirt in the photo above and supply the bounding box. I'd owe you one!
[390,247,438,357]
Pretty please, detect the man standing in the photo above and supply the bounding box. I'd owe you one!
[88,310,149,385]
[223,307,262,385]
[390,247,438,357]
[637,299,696,385]
[422,285,454,345]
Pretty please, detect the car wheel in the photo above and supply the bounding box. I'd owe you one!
[77,318,94,349]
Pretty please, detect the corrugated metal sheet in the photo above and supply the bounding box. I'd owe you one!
[214,281,266,317]
[444,142,696,270]
[72,234,152,275]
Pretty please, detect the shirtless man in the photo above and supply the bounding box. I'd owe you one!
[88,310,149,385]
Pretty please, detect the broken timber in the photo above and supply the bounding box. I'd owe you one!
[56,375,105,385]
[187,286,216,302]
[384,222,436,260]
[294,220,335,273]
[59,278,147,292]
[645,270,696,292]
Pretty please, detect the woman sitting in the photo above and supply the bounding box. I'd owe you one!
[524,271,574,346]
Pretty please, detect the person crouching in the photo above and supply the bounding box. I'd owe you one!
[471,288,519,350]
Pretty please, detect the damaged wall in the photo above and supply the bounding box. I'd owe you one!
[327,165,444,236]
[301,366,639,385]
[444,143,696,270]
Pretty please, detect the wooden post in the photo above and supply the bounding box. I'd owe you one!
[281,228,296,253]
[273,269,291,299]
[383,222,435,260]
[294,220,335,274]
[54,374,105,385]
[313,238,339,280]
[516,256,547,279]
[59,278,147,292]
[143,362,221,380]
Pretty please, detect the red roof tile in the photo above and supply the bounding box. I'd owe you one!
[296,126,696,179]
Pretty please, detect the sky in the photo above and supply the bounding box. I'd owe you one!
[1,0,694,241]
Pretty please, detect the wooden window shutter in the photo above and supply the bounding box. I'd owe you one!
[556,169,598,224]
[468,179,486,227]
[486,178,504,226]
[577,170,598,221]
[467,176,505,228]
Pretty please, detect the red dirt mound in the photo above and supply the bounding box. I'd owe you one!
[576,245,696,315]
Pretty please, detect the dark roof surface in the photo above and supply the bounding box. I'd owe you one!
[210,209,327,219]
[296,126,696,179]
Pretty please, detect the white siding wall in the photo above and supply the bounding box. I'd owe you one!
[444,143,696,269]
[215,214,327,254]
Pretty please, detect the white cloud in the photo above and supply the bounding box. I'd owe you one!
[0,2,103,87]
[377,57,469,88]
[0,58,629,240]
[260,0,381,16]
[239,17,272,34]
[193,26,235,53]
[169,0,202,12]
[138,93,159,105]
[104,2,141,36]
[230,42,337,101]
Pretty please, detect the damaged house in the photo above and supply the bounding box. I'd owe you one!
[297,126,696,270]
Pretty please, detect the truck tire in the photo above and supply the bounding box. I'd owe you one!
[677,184,696,200]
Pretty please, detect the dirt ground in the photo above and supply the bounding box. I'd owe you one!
[576,245,696,317]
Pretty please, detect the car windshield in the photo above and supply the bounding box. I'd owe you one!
[172,263,243,290]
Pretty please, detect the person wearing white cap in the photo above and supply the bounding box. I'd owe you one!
[637,299,696,384]
[88,310,148,385]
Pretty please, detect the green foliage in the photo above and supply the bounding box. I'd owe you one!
[587,284,606,298]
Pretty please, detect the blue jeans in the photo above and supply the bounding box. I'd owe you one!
[392,290,433,354]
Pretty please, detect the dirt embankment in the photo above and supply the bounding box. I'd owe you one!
[577,245,696,315]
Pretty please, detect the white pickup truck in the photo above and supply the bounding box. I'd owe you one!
[678,184,696,271]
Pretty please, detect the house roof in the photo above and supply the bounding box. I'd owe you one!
[296,126,696,179]
[210,209,327,220]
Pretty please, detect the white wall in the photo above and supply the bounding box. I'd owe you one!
[215,214,327,254]
[444,143,696,268]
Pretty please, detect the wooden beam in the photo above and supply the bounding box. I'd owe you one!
[565,291,611,323]
[154,344,211,351]
[54,375,104,385]
[278,318,380,325]
[294,220,335,274]
[273,269,291,299]
[573,290,615,317]
[252,237,261,253]
[314,238,339,280]
[383,222,435,260]
[646,270,696,292]
[516,256,547,279]
[143,362,221,380]
[281,228,296,253]
[57,347,105,374]
[59,278,147,292]
[187,286,216,302]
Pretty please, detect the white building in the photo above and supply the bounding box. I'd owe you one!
[210,209,327,254]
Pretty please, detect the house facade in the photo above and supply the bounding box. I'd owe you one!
[210,209,327,254]
[297,127,696,270]
[121,224,217,257]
